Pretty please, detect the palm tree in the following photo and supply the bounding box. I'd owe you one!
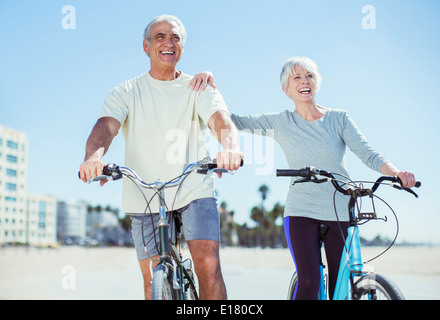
[258,184,269,202]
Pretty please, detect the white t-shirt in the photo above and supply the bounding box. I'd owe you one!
[99,72,228,214]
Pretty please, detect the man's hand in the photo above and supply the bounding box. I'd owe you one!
[188,71,216,92]
[207,110,243,178]
[215,149,243,178]
[79,156,107,186]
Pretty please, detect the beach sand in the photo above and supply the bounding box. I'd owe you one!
[1,245,439,299]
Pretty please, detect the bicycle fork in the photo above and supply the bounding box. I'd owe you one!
[151,182,183,297]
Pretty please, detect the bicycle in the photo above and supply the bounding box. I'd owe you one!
[276,166,421,300]
[84,156,240,300]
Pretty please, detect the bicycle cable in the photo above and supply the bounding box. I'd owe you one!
[125,174,158,259]
[363,194,399,264]
[139,164,198,257]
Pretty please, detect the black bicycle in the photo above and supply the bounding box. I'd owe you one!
[85,157,239,300]
[277,166,420,300]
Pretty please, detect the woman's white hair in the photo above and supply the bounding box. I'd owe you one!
[143,15,187,56]
[280,56,322,92]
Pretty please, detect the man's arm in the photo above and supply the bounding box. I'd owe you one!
[79,117,121,185]
[208,110,243,174]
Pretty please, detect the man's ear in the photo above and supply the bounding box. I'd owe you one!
[143,39,150,55]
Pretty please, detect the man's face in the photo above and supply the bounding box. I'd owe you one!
[143,21,183,70]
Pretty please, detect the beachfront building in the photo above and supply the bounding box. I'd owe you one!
[57,200,87,243]
[0,125,28,245]
[26,194,57,246]
[0,125,57,247]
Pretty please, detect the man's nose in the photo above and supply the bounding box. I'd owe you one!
[165,37,174,47]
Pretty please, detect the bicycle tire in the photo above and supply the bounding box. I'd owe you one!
[286,272,298,300]
[151,263,176,300]
[353,274,405,300]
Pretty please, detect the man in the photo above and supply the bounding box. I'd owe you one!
[79,14,242,300]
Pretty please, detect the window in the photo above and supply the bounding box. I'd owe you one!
[38,201,46,229]
[5,183,17,192]
[7,140,18,150]
[6,169,17,177]
[6,155,17,163]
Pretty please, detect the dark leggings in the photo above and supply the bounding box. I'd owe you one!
[284,216,349,300]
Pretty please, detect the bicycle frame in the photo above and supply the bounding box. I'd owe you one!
[332,226,363,299]
[316,226,363,300]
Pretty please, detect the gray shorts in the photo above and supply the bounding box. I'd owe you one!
[130,197,220,260]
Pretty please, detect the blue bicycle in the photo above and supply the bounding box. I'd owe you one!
[276,167,420,300]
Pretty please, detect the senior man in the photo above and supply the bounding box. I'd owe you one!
[79,14,242,300]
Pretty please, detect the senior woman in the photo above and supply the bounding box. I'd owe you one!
[230,56,416,300]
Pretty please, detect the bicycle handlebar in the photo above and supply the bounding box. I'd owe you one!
[276,166,421,198]
[79,157,243,187]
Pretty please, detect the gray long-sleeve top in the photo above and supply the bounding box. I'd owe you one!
[231,109,389,221]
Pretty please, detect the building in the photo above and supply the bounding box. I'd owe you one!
[27,194,57,246]
[0,125,57,247]
[57,200,87,243]
[0,125,28,245]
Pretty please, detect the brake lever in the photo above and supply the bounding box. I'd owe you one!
[293,177,328,186]
[87,175,112,184]
[392,183,419,198]
[197,168,232,175]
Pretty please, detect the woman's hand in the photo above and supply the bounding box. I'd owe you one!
[188,71,216,92]
[397,170,417,188]
[381,163,416,188]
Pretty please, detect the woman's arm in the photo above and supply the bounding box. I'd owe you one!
[341,111,416,188]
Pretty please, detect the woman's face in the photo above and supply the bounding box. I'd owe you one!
[283,66,317,103]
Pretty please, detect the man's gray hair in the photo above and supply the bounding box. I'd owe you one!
[143,14,187,46]
[280,56,322,93]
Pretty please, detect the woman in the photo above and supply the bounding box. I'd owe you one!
[231,56,416,300]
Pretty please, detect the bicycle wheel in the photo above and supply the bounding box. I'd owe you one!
[353,274,405,300]
[151,263,176,300]
[286,272,298,300]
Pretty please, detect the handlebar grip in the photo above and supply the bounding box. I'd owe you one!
[197,159,244,174]
[206,158,244,169]
[396,177,422,188]
[276,168,311,178]
[276,169,301,177]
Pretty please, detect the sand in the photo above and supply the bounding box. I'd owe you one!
[1,245,439,299]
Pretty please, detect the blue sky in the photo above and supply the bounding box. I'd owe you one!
[1,0,439,244]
